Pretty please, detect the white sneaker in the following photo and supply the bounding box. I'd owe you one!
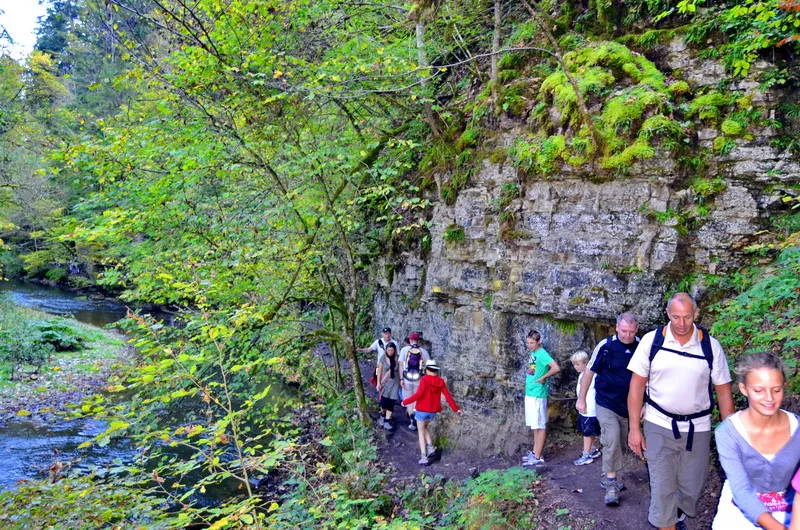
[521,450,535,464]
[523,455,545,466]
[426,444,436,457]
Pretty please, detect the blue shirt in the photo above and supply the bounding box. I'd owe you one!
[589,335,639,418]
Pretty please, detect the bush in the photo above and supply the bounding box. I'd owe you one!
[0,313,85,380]
[0,334,54,380]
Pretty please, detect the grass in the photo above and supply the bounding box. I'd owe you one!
[0,304,127,415]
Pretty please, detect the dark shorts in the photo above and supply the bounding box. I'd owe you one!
[577,414,601,437]
[379,396,397,411]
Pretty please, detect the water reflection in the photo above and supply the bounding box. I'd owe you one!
[0,418,136,490]
[0,278,172,327]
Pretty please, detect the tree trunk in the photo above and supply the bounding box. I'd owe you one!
[416,19,440,137]
[491,0,501,105]
[345,301,370,423]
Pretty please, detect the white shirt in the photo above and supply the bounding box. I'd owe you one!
[628,325,731,432]
[577,370,597,417]
[369,338,398,364]
[398,344,430,371]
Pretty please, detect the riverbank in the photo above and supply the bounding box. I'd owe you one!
[0,304,129,426]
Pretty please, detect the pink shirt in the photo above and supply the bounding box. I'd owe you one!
[793,467,800,492]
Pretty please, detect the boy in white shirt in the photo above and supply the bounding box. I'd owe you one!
[571,351,601,466]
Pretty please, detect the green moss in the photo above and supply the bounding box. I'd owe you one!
[509,21,540,45]
[498,80,530,117]
[498,52,525,71]
[601,86,666,133]
[602,138,655,169]
[419,140,458,176]
[736,94,754,110]
[509,135,568,175]
[688,91,735,124]
[667,81,691,97]
[721,118,745,137]
[488,147,508,164]
[617,28,678,49]
[713,135,737,155]
[456,128,481,152]
[637,116,685,152]
[564,41,664,89]
[498,69,521,84]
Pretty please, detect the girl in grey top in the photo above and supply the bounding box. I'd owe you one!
[712,352,800,529]
[376,343,401,430]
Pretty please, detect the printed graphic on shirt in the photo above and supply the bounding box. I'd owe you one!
[527,354,536,376]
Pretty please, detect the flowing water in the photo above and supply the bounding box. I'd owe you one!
[0,280,295,504]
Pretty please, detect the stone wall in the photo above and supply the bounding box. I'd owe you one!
[372,39,800,455]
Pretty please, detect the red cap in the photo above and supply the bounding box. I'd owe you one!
[408,332,421,341]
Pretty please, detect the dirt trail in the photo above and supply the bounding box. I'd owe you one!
[359,359,721,529]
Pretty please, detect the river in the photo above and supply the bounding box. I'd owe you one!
[0,280,294,505]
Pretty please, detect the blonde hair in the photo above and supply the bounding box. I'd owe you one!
[570,350,589,364]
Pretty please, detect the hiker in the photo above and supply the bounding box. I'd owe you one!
[576,312,640,506]
[358,327,398,392]
[712,352,799,529]
[627,292,735,530]
[358,326,398,367]
[522,329,561,466]
[376,343,401,431]
[399,332,430,431]
[401,359,463,466]
[570,350,601,467]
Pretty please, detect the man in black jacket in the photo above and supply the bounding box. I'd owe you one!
[577,312,639,507]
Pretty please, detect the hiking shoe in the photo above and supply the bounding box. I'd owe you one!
[521,450,536,465]
[600,476,626,491]
[426,444,436,457]
[377,416,385,427]
[408,421,417,431]
[589,446,602,459]
[382,421,394,431]
[604,483,620,506]
[573,453,594,466]
[522,455,545,466]
[418,455,429,466]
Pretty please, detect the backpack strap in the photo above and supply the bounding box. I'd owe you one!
[645,324,714,451]
[649,325,667,363]
[597,335,613,370]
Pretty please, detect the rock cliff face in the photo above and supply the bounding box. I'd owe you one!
[373,39,800,455]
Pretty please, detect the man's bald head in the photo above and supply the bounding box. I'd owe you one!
[666,292,697,313]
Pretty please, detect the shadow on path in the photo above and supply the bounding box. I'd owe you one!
[357,359,721,529]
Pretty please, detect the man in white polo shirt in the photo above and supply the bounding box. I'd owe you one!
[627,292,734,530]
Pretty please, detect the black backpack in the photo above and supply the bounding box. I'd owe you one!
[645,324,714,451]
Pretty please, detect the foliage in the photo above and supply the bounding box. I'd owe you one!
[0,473,167,529]
[443,224,466,243]
[675,0,800,80]
[711,246,800,391]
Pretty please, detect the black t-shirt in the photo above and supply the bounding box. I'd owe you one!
[589,335,639,418]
